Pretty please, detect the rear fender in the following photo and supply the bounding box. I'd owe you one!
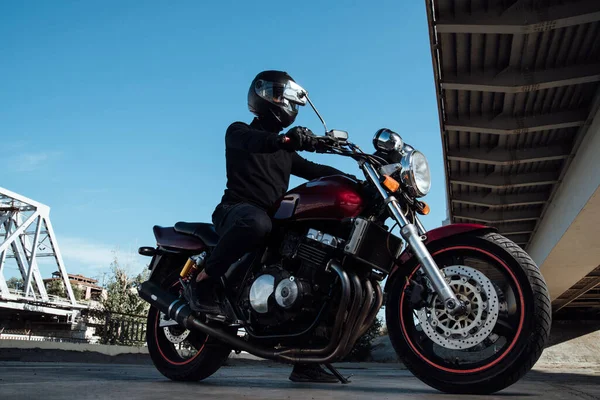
[384,223,496,292]
[152,225,207,252]
[145,250,190,283]
[137,225,205,283]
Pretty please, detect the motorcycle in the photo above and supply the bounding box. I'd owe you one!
[137,82,551,394]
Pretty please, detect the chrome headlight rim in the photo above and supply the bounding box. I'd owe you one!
[400,149,430,198]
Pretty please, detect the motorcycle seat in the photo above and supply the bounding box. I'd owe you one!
[174,222,220,247]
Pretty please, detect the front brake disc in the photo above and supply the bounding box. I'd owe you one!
[415,265,500,350]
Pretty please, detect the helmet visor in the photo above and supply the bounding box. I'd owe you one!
[255,80,301,113]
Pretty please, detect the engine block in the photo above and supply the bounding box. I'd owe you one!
[240,229,341,335]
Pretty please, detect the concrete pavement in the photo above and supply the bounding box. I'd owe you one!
[0,361,598,400]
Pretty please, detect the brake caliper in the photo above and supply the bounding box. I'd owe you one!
[404,274,430,310]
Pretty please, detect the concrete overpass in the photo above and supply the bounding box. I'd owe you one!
[425,0,600,317]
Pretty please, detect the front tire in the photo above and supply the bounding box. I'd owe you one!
[386,232,551,394]
[146,271,232,382]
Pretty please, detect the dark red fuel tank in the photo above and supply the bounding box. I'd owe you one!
[272,175,364,221]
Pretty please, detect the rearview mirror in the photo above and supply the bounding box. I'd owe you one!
[283,81,307,105]
[373,128,403,153]
[327,129,348,141]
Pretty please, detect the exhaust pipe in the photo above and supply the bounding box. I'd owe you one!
[138,281,192,327]
[276,268,361,364]
[138,281,278,360]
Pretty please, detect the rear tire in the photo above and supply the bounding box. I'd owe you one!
[146,307,232,381]
[386,232,551,394]
[146,268,232,382]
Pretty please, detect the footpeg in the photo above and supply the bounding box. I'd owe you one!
[205,314,228,323]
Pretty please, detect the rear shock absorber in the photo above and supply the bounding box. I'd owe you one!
[180,252,207,282]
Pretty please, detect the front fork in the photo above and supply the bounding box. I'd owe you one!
[362,163,465,316]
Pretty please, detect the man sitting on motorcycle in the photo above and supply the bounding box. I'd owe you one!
[184,70,347,383]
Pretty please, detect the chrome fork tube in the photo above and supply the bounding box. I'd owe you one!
[415,215,427,237]
[362,163,462,313]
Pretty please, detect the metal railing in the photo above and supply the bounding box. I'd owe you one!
[0,311,147,346]
[3,287,90,307]
[0,332,90,344]
[95,312,147,346]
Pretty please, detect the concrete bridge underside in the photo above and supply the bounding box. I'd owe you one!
[426,0,600,316]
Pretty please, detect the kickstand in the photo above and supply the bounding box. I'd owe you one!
[324,363,351,384]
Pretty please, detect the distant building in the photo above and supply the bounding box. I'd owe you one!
[43,272,105,301]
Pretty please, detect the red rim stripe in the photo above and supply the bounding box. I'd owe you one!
[153,281,207,366]
[153,309,207,366]
[399,246,526,374]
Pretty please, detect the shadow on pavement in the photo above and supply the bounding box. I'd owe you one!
[163,376,534,397]
[525,369,600,385]
[545,321,600,347]
[160,368,600,397]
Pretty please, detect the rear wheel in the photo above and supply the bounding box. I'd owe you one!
[386,233,551,394]
[146,271,232,381]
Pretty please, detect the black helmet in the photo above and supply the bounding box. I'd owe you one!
[248,70,302,129]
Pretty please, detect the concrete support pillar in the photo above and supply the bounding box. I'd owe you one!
[528,102,600,300]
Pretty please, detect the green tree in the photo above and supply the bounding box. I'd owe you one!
[344,317,383,361]
[46,279,84,300]
[91,256,149,345]
[100,257,149,316]
[46,279,66,297]
[72,285,84,300]
[6,277,24,290]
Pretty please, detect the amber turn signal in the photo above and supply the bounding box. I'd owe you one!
[382,175,400,192]
[417,201,430,215]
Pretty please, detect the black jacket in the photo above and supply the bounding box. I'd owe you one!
[220,118,344,210]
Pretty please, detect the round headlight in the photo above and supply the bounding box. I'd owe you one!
[373,128,403,153]
[400,150,431,197]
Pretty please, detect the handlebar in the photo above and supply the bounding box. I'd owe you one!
[313,135,388,166]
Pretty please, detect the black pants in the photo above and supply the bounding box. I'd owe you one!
[204,202,272,278]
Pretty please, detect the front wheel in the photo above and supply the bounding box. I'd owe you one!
[386,232,551,394]
[146,271,232,381]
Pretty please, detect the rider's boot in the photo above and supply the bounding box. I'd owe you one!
[183,276,223,316]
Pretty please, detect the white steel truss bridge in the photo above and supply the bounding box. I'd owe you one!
[0,186,84,319]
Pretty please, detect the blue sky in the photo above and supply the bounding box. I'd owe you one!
[1,1,446,281]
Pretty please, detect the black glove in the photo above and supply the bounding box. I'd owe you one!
[279,126,317,152]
